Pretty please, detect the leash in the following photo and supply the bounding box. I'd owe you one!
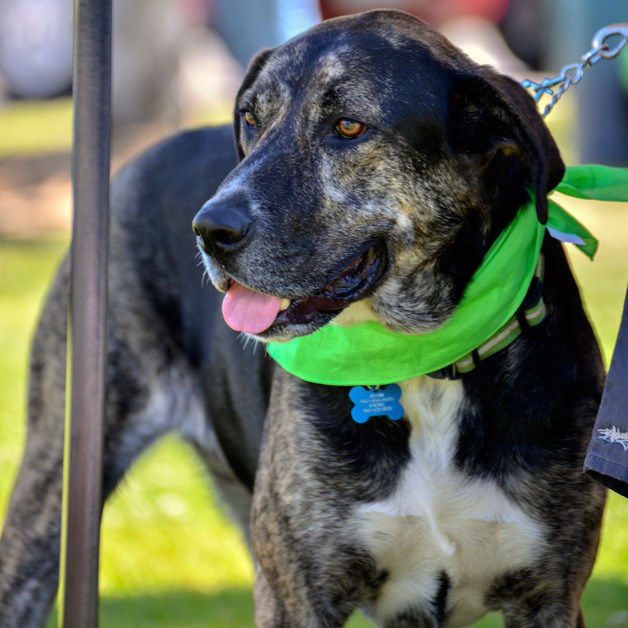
[522,23,628,118]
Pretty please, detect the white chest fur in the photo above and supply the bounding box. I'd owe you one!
[356,377,544,626]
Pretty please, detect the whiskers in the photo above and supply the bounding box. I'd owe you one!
[239,332,261,353]
[194,249,212,286]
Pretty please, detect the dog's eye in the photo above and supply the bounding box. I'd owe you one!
[335,118,366,139]
[243,111,256,128]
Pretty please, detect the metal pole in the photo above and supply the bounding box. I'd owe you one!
[59,0,112,625]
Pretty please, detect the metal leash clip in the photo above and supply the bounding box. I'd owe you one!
[522,23,628,117]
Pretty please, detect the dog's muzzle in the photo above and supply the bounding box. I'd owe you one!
[192,195,388,336]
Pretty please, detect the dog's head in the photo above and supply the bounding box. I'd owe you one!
[193,10,563,342]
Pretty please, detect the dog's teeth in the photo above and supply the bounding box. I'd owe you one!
[280,298,291,311]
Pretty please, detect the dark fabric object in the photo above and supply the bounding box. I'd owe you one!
[584,288,628,498]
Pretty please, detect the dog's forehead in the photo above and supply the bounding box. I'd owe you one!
[250,38,386,97]
[241,15,457,118]
[273,10,468,78]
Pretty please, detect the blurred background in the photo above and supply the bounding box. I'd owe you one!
[0,0,627,625]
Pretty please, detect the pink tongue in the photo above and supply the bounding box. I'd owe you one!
[222,282,283,334]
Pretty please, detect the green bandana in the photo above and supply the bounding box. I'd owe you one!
[267,165,627,386]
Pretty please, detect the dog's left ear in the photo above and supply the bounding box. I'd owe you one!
[449,68,564,224]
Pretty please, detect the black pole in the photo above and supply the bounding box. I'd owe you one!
[59,0,112,625]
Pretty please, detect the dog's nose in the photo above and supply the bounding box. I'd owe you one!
[192,200,253,252]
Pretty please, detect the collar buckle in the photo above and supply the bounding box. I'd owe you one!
[428,256,546,381]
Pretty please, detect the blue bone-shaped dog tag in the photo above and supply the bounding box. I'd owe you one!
[349,384,404,424]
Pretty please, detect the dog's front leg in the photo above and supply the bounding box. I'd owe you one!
[253,568,294,628]
[252,454,339,628]
[252,451,367,628]
[251,373,376,628]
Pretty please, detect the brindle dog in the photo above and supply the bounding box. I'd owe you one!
[0,10,606,627]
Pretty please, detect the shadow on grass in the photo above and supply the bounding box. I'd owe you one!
[47,587,254,628]
[44,575,628,627]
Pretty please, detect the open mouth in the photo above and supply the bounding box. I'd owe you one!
[221,240,387,336]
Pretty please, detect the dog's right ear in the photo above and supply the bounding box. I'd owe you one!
[233,49,274,161]
[448,68,564,225]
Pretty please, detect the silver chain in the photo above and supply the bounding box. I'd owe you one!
[522,23,628,118]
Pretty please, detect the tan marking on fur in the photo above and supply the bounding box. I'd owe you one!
[332,300,377,326]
